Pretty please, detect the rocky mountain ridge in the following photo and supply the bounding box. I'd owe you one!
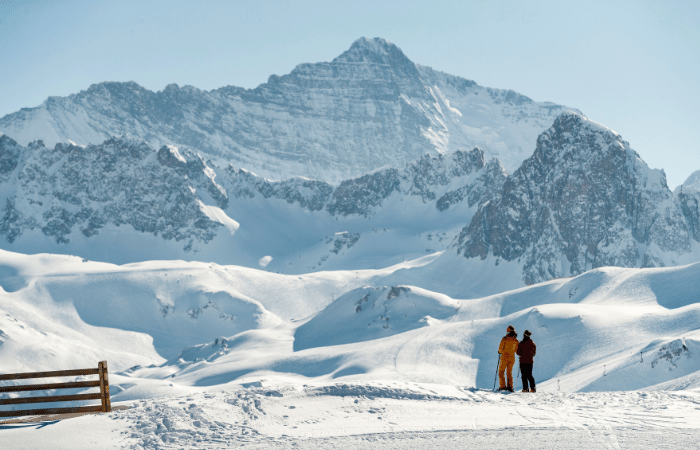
[0,134,504,269]
[1,110,698,287]
[456,112,699,284]
[0,135,234,249]
[675,170,700,195]
[0,37,575,183]
[677,171,700,244]
[224,146,507,218]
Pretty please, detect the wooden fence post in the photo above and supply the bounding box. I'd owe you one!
[98,361,111,413]
[0,362,112,418]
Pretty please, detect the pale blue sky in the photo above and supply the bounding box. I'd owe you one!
[1,0,698,188]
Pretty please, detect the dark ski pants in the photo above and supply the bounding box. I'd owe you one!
[520,363,535,391]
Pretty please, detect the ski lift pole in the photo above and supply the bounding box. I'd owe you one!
[493,353,501,391]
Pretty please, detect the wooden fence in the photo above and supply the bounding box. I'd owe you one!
[0,361,111,418]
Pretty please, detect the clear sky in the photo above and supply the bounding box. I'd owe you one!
[1,0,698,188]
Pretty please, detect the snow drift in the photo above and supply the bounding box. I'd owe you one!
[1,248,699,403]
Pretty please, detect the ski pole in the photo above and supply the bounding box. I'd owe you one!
[493,353,501,391]
[516,364,521,392]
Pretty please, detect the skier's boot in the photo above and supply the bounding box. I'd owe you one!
[530,386,536,393]
[521,388,529,393]
[506,386,514,392]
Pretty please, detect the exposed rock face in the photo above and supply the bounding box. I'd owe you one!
[0,38,574,183]
[456,112,694,285]
[0,136,504,255]
[676,171,700,243]
[1,115,696,282]
[223,147,507,218]
[0,136,230,247]
[0,135,21,182]
[675,170,700,195]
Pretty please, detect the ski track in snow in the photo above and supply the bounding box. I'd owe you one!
[1,252,700,448]
[88,384,700,449]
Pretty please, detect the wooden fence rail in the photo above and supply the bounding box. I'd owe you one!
[0,361,111,418]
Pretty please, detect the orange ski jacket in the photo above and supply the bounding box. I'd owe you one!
[498,335,519,362]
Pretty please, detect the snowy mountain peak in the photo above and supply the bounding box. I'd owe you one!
[337,37,411,64]
[161,83,202,96]
[0,38,575,183]
[535,111,668,189]
[676,170,700,195]
[80,80,148,101]
[348,36,396,53]
[456,113,697,285]
[286,36,422,88]
[536,111,625,162]
[676,170,700,244]
[550,110,619,136]
[158,144,188,168]
[0,135,504,267]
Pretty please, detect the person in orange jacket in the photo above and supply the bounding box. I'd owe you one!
[498,325,519,391]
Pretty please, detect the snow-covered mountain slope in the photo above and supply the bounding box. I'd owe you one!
[455,111,700,285]
[676,170,700,244]
[0,135,241,264]
[0,249,458,366]
[293,286,462,351]
[220,146,507,272]
[0,251,290,367]
[0,37,575,182]
[1,114,698,285]
[0,135,504,272]
[153,262,700,395]
[1,111,698,286]
[2,247,700,399]
[675,169,700,195]
[0,253,163,374]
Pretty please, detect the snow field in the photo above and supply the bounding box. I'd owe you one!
[114,385,700,448]
[135,262,700,396]
[119,382,700,448]
[2,250,700,448]
[2,249,700,395]
[6,383,700,449]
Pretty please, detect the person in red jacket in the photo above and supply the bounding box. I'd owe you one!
[497,325,519,391]
[516,329,537,392]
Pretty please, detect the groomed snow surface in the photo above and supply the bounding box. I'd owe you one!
[4,387,700,449]
[1,249,700,448]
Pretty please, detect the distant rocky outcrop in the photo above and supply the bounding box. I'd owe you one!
[0,136,231,247]
[676,171,700,244]
[456,112,697,284]
[223,147,507,218]
[1,112,697,283]
[0,135,505,253]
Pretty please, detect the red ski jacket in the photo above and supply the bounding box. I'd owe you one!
[517,338,536,364]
